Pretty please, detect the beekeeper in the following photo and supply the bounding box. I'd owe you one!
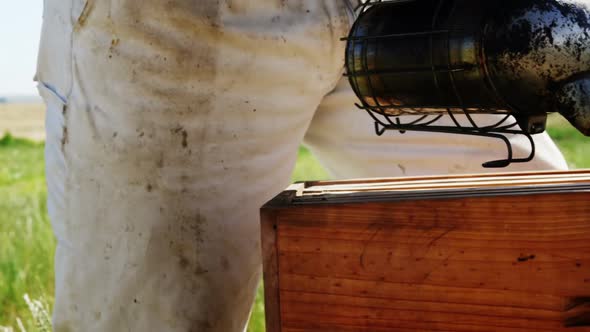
[36,1,567,331]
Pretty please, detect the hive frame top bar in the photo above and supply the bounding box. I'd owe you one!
[284,169,590,205]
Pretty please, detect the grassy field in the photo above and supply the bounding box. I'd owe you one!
[0,115,588,331]
[0,134,53,331]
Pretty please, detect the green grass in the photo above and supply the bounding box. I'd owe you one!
[0,134,54,331]
[546,115,590,169]
[0,119,588,331]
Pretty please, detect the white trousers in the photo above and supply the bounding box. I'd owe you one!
[36,1,567,331]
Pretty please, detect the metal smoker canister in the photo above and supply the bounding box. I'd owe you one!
[346,0,590,136]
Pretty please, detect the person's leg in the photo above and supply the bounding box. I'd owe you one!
[304,78,568,179]
[37,1,352,331]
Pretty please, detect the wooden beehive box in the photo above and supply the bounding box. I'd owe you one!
[261,170,590,332]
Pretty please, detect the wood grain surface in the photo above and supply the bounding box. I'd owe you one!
[262,188,302,332]
[262,173,590,331]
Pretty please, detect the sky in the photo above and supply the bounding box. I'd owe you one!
[0,1,43,97]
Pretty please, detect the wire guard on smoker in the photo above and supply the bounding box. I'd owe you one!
[344,0,561,168]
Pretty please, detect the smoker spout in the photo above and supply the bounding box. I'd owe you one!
[484,0,590,135]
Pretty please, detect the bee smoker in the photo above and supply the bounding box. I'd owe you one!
[344,0,590,167]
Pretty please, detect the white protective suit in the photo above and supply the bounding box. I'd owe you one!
[36,0,568,331]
